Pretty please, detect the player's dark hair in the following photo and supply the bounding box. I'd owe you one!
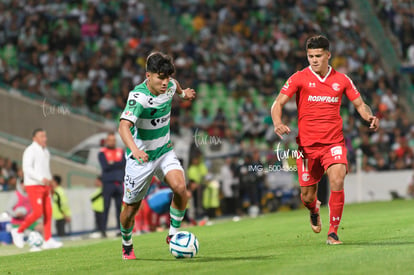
[32,128,45,137]
[306,35,330,51]
[53,175,62,185]
[146,52,175,76]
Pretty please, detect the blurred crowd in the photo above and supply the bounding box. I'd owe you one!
[0,0,413,211]
[375,0,414,67]
[160,0,414,172]
[0,156,22,192]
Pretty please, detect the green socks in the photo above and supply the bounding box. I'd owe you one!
[169,206,186,236]
[120,224,134,246]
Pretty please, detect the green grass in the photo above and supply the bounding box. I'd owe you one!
[1,200,414,275]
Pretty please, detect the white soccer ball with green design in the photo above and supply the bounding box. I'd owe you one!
[169,231,199,258]
[27,231,44,248]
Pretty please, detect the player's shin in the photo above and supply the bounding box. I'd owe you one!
[120,204,138,246]
[328,190,345,234]
[120,223,134,246]
[169,206,186,236]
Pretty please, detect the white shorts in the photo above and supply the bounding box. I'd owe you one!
[123,150,184,204]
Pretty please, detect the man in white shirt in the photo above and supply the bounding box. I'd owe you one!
[11,128,62,250]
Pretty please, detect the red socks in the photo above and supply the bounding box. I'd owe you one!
[328,190,344,235]
[301,195,319,214]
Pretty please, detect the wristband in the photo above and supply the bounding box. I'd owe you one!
[178,91,185,98]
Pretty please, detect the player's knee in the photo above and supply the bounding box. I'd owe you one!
[173,184,188,199]
[125,209,138,220]
[329,176,344,190]
[302,193,316,204]
[301,189,316,203]
[123,204,140,220]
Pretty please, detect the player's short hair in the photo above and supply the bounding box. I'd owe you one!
[32,128,45,137]
[306,35,330,51]
[146,52,175,76]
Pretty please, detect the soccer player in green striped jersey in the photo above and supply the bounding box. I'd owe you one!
[118,52,196,259]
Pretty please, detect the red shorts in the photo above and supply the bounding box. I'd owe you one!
[296,143,348,186]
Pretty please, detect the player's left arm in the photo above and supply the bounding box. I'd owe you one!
[173,79,196,100]
[351,96,379,131]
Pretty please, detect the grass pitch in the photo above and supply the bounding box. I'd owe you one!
[1,200,413,275]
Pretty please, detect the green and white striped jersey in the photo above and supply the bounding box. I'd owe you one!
[120,79,177,161]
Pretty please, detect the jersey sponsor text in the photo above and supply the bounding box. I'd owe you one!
[307,95,339,103]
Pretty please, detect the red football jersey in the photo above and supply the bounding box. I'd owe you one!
[280,66,360,146]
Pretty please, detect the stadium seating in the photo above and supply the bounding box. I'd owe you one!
[0,0,412,177]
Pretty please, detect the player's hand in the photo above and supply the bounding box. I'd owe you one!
[182,88,196,100]
[368,115,379,131]
[42,178,50,185]
[132,149,149,164]
[274,123,291,139]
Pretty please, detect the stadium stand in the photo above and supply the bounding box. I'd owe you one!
[0,0,413,214]
[0,156,21,192]
[375,0,414,66]
[156,0,413,171]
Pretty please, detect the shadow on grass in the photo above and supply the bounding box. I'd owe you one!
[137,255,276,262]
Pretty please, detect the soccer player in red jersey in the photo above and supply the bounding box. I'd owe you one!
[271,35,379,244]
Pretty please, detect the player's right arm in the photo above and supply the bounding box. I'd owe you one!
[118,119,149,163]
[271,93,291,139]
[119,91,149,163]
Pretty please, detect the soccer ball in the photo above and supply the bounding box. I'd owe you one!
[169,231,199,258]
[27,231,44,248]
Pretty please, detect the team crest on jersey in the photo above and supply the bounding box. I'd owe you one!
[166,88,173,97]
[332,83,340,91]
[302,173,310,182]
[125,188,132,199]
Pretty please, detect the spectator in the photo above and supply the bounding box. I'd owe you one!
[202,174,220,218]
[218,157,238,215]
[90,176,105,238]
[0,0,411,178]
[98,132,125,237]
[393,137,414,169]
[187,155,208,218]
[194,108,213,132]
[71,71,91,97]
[237,153,260,214]
[51,175,72,237]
